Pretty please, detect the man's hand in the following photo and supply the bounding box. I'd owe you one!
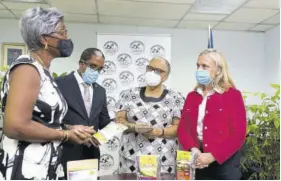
[70,125,100,148]
[70,125,96,142]
[85,136,101,148]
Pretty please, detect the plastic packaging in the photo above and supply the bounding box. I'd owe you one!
[176,150,197,180]
[135,122,153,134]
[67,159,98,180]
[136,155,161,180]
[93,121,128,145]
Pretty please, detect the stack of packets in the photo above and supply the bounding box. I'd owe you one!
[136,155,161,180]
[176,150,197,180]
[67,159,98,180]
[93,121,128,145]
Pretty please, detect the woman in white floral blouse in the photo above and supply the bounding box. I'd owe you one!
[115,57,185,174]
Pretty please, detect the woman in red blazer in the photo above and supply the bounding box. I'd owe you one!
[178,49,247,179]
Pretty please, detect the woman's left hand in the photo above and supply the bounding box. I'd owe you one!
[143,128,162,139]
[195,153,215,169]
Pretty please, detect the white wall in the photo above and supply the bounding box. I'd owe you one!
[264,25,280,93]
[0,19,273,97]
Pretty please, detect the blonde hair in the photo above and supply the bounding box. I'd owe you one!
[195,49,236,92]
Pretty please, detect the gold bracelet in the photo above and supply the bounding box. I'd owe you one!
[161,128,164,136]
[64,130,69,142]
[61,130,68,142]
[127,123,135,132]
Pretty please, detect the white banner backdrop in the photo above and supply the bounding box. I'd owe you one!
[97,33,171,176]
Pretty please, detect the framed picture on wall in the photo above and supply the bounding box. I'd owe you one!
[1,43,27,67]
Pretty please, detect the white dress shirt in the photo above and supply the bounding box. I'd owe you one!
[196,87,222,141]
[74,70,93,103]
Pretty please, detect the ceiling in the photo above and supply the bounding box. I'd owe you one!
[0,0,279,32]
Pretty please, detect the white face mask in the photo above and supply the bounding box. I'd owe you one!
[145,71,161,87]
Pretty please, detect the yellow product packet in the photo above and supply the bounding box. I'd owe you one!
[176,150,196,180]
[136,155,160,180]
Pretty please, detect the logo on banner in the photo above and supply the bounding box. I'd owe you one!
[105,136,121,152]
[113,169,119,175]
[100,154,114,170]
[117,53,132,68]
[103,41,118,55]
[130,40,145,55]
[106,96,116,111]
[119,71,134,86]
[135,57,149,72]
[137,74,146,86]
[119,90,128,100]
[102,79,117,94]
[150,45,165,57]
[101,61,116,75]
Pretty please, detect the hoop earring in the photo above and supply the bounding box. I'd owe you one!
[45,44,48,50]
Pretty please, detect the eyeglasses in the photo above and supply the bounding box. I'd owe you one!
[146,65,166,75]
[50,30,68,38]
[81,61,104,73]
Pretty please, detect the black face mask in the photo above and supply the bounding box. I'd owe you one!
[45,36,74,57]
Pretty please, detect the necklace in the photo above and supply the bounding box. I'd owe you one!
[29,52,49,71]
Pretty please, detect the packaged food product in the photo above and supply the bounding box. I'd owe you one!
[93,121,128,145]
[135,122,153,133]
[176,150,196,180]
[136,155,161,180]
[67,159,98,180]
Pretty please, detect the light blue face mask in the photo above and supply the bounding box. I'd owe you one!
[82,67,99,84]
[196,69,212,85]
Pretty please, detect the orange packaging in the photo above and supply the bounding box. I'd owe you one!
[176,150,195,180]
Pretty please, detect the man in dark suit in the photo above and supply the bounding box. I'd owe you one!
[56,48,111,178]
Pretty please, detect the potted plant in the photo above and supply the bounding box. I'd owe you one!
[241,84,280,180]
[52,72,68,78]
[0,66,9,112]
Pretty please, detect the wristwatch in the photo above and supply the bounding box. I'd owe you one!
[161,128,164,136]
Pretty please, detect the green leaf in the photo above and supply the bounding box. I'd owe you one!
[274,118,280,129]
[260,93,267,99]
[52,72,58,78]
[275,89,280,98]
[262,140,269,147]
[247,124,258,133]
[60,72,67,77]
[270,84,280,89]
[254,92,260,96]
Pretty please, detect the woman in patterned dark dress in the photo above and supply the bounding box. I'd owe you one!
[0,7,95,180]
[115,57,185,174]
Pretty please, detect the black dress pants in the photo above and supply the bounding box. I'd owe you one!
[195,150,242,180]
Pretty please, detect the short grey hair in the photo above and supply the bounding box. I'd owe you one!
[151,56,171,75]
[20,7,64,51]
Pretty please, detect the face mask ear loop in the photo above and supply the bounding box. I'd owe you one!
[212,63,223,89]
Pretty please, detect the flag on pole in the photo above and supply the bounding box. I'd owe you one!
[208,24,214,49]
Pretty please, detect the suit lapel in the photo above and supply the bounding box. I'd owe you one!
[69,73,88,119]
